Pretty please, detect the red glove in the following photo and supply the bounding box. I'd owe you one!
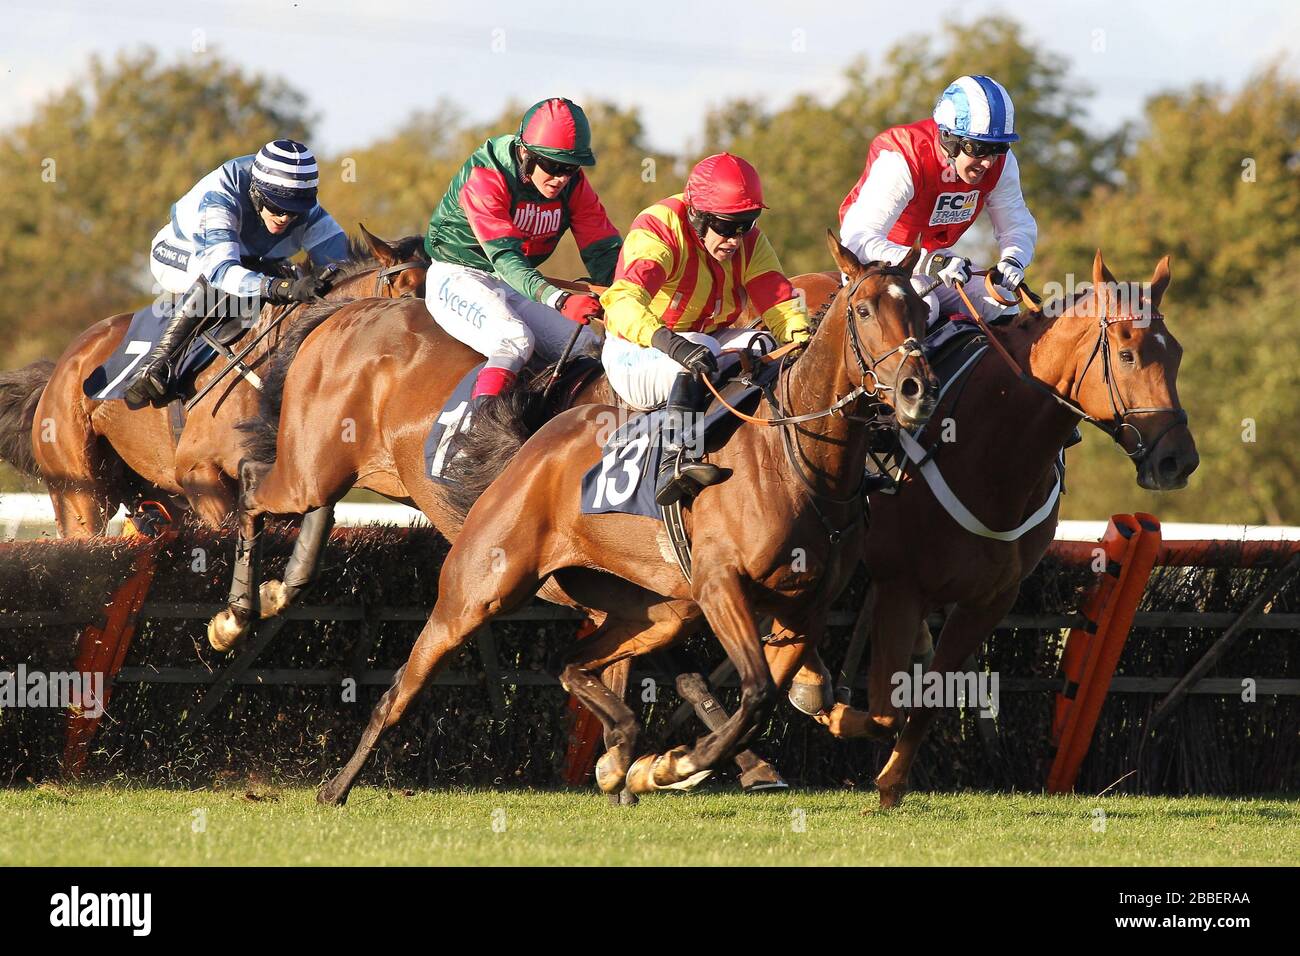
[558,292,602,325]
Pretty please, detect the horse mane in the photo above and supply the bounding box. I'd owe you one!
[439,345,601,520]
[312,233,430,282]
[236,299,354,464]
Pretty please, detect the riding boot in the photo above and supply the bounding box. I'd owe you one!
[124,278,213,408]
[654,372,728,507]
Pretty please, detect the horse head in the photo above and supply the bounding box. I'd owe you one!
[327,223,429,298]
[825,231,938,430]
[1063,249,1199,490]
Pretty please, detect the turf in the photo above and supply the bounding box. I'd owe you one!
[2,785,1296,866]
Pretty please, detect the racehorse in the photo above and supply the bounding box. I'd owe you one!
[691,251,1199,808]
[0,225,427,536]
[315,233,938,805]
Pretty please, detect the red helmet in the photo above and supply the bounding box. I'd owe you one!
[684,153,768,215]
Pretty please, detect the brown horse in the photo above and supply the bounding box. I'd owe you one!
[315,234,938,805]
[0,225,427,536]
[724,251,1198,807]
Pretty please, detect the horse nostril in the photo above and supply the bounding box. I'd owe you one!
[1159,455,1179,479]
[899,377,922,402]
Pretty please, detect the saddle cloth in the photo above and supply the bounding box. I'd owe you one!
[579,352,776,519]
[424,356,606,482]
[82,297,254,401]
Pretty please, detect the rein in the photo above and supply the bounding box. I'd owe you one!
[953,280,1185,465]
[700,267,921,428]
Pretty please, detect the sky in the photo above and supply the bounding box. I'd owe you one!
[3,0,1298,156]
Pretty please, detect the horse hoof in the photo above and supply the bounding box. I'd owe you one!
[878,785,907,810]
[207,609,249,653]
[607,788,638,807]
[259,580,289,619]
[660,768,713,792]
[317,781,348,806]
[739,763,789,793]
[594,752,627,794]
[625,754,659,795]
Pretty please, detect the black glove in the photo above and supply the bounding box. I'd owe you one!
[652,326,718,375]
[263,273,328,304]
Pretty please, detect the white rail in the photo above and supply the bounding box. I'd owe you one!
[1,492,1297,543]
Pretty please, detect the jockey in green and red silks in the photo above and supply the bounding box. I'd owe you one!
[423,98,623,400]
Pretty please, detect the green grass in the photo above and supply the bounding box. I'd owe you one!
[2,785,1295,866]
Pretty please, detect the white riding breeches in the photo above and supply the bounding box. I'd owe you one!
[603,327,775,411]
[423,261,601,373]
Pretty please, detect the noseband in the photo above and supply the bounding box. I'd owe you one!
[1065,311,1187,465]
[842,267,925,398]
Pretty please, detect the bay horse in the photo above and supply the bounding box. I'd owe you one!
[315,233,938,805]
[709,251,1198,808]
[0,225,427,536]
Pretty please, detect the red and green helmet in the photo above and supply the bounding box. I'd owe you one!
[517,98,596,167]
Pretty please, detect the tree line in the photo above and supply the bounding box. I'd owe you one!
[2,16,1297,522]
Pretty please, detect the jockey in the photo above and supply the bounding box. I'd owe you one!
[423,97,622,402]
[839,75,1038,329]
[127,140,348,407]
[601,152,810,507]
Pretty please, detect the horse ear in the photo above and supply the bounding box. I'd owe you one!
[826,229,863,278]
[1092,248,1118,289]
[1150,255,1172,310]
[899,234,923,276]
[359,222,400,268]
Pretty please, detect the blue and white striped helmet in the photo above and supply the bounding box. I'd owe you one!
[932,76,1019,143]
[250,139,320,213]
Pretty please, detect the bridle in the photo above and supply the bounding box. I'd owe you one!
[954,280,1186,467]
[772,265,928,520]
[1071,311,1188,464]
[372,259,426,297]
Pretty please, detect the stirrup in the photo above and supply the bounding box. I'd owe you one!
[654,454,727,507]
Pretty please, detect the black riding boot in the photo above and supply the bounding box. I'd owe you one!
[124,278,213,408]
[654,372,728,507]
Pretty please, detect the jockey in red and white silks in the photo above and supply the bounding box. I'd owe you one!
[839,75,1038,327]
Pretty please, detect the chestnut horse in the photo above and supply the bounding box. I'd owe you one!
[0,226,427,535]
[315,234,938,805]
[704,251,1199,808]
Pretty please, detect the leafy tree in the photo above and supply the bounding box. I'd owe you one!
[0,49,313,368]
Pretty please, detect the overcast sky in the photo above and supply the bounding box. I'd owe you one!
[4,0,1298,156]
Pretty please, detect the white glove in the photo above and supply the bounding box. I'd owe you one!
[925,254,972,288]
[994,257,1025,292]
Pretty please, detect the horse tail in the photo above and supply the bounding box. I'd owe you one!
[236,299,352,464]
[0,359,54,479]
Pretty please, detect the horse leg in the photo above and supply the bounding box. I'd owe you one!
[206,459,270,652]
[672,670,787,791]
[176,459,237,530]
[559,616,687,795]
[866,584,927,737]
[48,486,116,538]
[875,590,1017,809]
[596,657,638,806]
[259,505,335,619]
[319,541,543,806]
[628,569,776,793]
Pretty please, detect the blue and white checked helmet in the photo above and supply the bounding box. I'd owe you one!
[932,76,1019,143]
[250,139,320,213]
